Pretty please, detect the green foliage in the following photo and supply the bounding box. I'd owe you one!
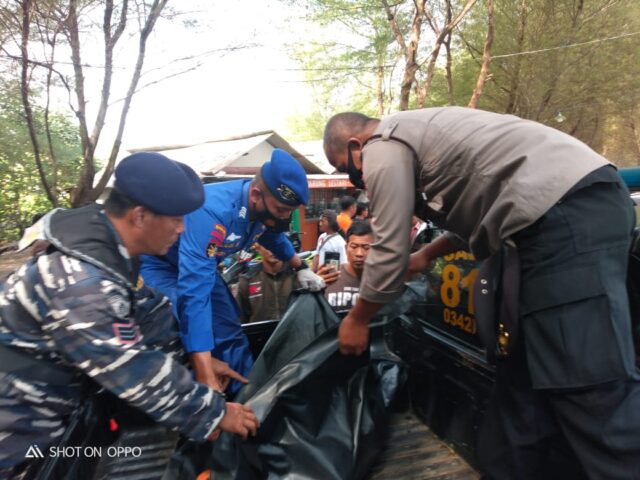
[286,108,328,141]
[285,0,640,165]
[478,0,640,163]
[283,0,400,140]
[0,80,82,241]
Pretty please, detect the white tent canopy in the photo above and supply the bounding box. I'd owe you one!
[127,130,324,176]
[290,139,336,174]
[94,130,325,193]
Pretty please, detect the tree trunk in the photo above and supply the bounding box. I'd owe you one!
[43,18,61,198]
[66,0,94,206]
[468,0,495,108]
[88,0,169,205]
[382,0,426,111]
[19,0,58,207]
[505,0,528,114]
[73,0,168,206]
[630,113,640,165]
[533,0,584,122]
[444,1,454,105]
[376,64,385,117]
[90,0,128,155]
[417,0,478,108]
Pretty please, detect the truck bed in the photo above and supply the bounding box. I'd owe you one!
[32,316,487,480]
[91,426,178,480]
[367,412,479,480]
[88,410,478,480]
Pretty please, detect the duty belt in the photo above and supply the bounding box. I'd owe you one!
[473,244,520,362]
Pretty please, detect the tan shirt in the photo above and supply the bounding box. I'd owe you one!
[360,107,610,304]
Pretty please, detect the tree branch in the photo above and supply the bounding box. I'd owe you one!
[65,0,90,159]
[468,0,495,108]
[91,0,170,202]
[19,0,57,207]
[0,51,73,92]
[417,0,478,107]
[381,0,407,54]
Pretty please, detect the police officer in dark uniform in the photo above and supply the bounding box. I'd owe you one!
[0,153,258,478]
[323,108,640,479]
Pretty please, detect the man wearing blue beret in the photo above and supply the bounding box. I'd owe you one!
[140,149,325,392]
[0,152,259,477]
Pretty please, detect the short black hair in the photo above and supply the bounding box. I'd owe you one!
[250,170,269,197]
[355,201,368,216]
[346,220,372,240]
[104,188,137,218]
[323,112,375,155]
[340,195,356,211]
[320,209,340,232]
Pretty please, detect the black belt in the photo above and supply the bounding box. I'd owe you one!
[473,244,521,362]
[0,343,76,385]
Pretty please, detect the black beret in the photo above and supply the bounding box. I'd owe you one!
[114,152,204,216]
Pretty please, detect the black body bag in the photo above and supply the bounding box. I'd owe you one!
[161,288,420,480]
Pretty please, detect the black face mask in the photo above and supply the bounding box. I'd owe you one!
[346,145,365,189]
[255,193,292,233]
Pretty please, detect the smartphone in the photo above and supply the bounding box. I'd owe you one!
[323,251,341,271]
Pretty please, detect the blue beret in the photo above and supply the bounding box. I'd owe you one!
[260,149,309,206]
[114,152,204,216]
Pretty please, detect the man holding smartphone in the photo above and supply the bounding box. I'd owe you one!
[318,221,372,315]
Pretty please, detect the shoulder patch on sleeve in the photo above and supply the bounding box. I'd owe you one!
[112,319,141,346]
[207,223,228,257]
[206,242,218,258]
[106,291,131,318]
[210,224,227,241]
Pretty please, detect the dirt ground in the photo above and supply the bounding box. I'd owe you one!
[0,249,32,279]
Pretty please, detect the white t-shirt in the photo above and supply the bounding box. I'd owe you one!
[316,233,347,266]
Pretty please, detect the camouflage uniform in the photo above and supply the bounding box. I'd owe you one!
[0,204,226,474]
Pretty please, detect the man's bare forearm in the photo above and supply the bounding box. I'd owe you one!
[409,235,459,274]
[350,297,385,326]
[190,351,220,389]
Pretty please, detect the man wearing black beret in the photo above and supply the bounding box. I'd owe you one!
[140,148,325,393]
[0,152,259,477]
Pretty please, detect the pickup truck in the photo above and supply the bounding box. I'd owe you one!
[31,292,482,480]
[27,167,640,480]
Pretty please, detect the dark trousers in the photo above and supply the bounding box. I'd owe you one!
[478,176,640,479]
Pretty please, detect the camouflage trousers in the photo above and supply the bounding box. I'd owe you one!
[0,373,80,474]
